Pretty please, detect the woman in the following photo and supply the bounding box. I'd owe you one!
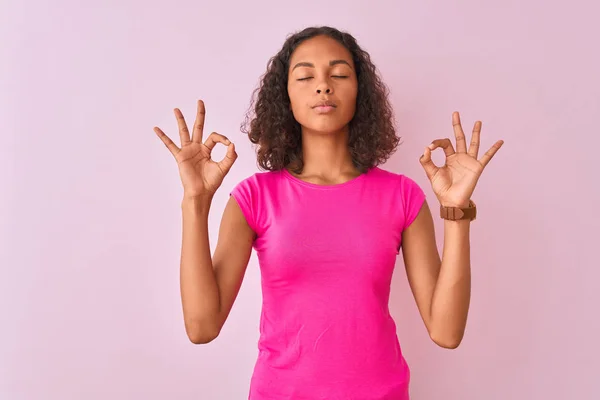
[154,26,503,400]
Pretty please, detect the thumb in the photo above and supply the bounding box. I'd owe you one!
[217,142,238,173]
[419,147,438,181]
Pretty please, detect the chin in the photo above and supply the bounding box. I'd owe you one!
[298,118,352,135]
[306,124,348,135]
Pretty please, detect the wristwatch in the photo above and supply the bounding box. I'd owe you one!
[440,200,477,221]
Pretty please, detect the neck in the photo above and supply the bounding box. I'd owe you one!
[294,126,360,181]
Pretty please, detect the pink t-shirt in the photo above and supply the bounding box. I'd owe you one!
[230,166,426,400]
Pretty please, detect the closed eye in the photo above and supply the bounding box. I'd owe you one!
[297,76,349,81]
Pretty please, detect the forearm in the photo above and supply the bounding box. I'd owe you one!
[180,194,221,342]
[429,218,471,348]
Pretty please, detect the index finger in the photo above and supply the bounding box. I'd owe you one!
[429,138,456,157]
[192,100,206,144]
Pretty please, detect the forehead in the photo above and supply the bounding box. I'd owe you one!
[289,35,354,67]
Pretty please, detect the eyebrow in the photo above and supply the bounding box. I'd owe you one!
[291,59,352,71]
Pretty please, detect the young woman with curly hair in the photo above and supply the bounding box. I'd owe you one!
[154,25,503,400]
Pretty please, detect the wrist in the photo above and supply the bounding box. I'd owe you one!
[182,193,213,211]
[439,200,477,221]
[440,201,470,208]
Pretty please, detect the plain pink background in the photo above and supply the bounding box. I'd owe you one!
[2,0,599,399]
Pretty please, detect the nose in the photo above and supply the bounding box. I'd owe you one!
[316,82,332,95]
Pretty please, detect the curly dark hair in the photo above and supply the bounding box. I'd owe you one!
[240,26,400,174]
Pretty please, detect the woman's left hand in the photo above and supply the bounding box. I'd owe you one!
[419,112,504,208]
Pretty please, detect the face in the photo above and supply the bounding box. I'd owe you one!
[287,35,358,134]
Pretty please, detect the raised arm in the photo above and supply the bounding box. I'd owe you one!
[155,100,254,344]
[402,112,503,349]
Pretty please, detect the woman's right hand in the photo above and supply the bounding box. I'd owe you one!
[154,100,237,198]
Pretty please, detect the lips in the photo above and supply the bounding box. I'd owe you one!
[312,100,337,108]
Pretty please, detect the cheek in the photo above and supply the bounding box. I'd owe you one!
[340,87,357,117]
[343,84,358,102]
[288,86,309,112]
[287,86,305,109]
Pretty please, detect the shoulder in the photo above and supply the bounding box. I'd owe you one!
[371,168,427,230]
[233,170,282,190]
[371,166,427,210]
[369,167,423,190]
[230,170,283,237]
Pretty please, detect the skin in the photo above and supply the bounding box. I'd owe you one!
[154,34,503,347]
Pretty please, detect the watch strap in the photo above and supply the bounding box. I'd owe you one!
[440,200,477,221]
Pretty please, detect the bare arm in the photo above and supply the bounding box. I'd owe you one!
[154,100,253,344]
[405,111,503,349]
[401,200,471,349]
[180,194,254,344]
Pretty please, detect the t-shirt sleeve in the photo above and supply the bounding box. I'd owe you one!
[230,176,258,234]
[400,175,426,231]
